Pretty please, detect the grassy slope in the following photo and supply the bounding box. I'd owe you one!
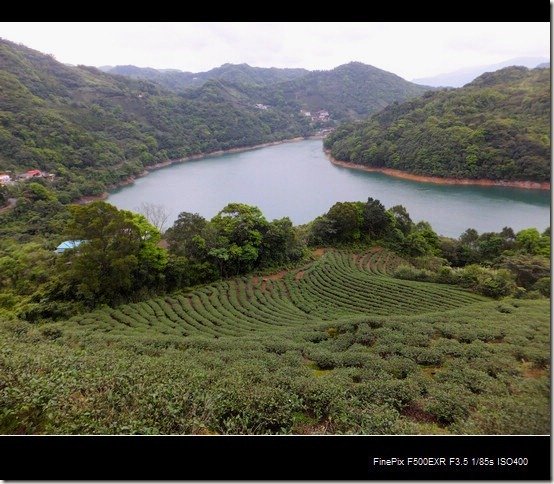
[325,66,550,181]
[0,249,548,435]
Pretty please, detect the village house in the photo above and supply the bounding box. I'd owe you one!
[316,110,330,121]
[254,103,269,110]
[16,169,55,181]
[0,174,11,185]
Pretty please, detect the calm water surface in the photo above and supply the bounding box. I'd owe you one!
[108,139,550,237]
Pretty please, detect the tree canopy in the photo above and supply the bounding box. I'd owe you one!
[325,67,550,182]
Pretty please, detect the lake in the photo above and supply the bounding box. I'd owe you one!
[108,139,550,238]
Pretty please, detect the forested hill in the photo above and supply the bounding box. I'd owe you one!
[0,38,312,199]
[104,63,309,90]
[107,61,432,122]
[259,62,431,121]
[324,66,550,182]
[0,39,432,200]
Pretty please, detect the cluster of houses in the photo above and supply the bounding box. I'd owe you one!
[254,103,269,110]
[300,109,330,122]
[0,169,55,186]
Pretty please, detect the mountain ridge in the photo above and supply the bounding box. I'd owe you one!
[413,56,549,87]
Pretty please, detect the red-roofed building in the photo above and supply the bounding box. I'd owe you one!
[26,169,43,178]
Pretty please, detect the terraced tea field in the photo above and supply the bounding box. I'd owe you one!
[0,248,549,435]
[69,248,487,338]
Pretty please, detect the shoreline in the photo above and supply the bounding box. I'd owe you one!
[76,135,325,204]
[325,152,551,190]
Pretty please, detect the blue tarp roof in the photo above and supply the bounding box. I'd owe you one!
[55,240,84,252]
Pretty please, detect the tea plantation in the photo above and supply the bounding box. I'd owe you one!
[0,248,549,434]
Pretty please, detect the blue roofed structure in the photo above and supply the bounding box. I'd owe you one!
[55,240,85,254]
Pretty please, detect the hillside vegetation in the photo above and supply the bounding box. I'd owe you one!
[0,38,312,200]
[0,247,548,435]
[107,61,431,122]
[0,195,550,435]
[325,67,550,182]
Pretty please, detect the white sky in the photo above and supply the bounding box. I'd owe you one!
[0,22,549,79]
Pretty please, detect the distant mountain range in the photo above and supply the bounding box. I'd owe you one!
[100,63,309,90]
[101,62,430,121]
[413,57,549,87]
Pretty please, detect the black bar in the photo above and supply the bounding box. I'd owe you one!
[0,435,550,479]
[4,1,551,21]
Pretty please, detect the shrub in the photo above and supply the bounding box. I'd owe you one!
[457,265,516,298]
[533,277,550,297]
[393,265,437,283]
[424,384,472,425]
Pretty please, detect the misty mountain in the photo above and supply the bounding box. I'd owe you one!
[536,62,550,69]
[244,62,432,121]
[412,57,549,87]
[0,38,312,198]
[104,63,309,90]
[107,61,432,122]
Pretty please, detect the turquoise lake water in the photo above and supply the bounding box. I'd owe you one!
[108,139,550,237]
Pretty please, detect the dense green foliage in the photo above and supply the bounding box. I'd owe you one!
[241,62,430,122]
[165,203,305,284]
[325,66,550,181]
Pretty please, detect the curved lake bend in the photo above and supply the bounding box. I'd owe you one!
[107,139,550,238]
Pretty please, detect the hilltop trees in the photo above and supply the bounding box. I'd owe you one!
[307,197,398,246]
[166,203,304,283]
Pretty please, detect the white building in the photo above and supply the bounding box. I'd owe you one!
[0,174,11,185]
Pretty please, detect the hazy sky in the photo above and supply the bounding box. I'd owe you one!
[0,22,549,79]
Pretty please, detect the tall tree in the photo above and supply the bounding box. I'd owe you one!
[138,202,170,233]
[60,201,165,304]
[362,197,390,238]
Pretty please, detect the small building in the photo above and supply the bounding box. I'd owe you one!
[316,110,330,121]
[0,174,11,185]
[255,103,269,110]
[16,169,54,181]
[26,169,43,178]
[55,240,85,254]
